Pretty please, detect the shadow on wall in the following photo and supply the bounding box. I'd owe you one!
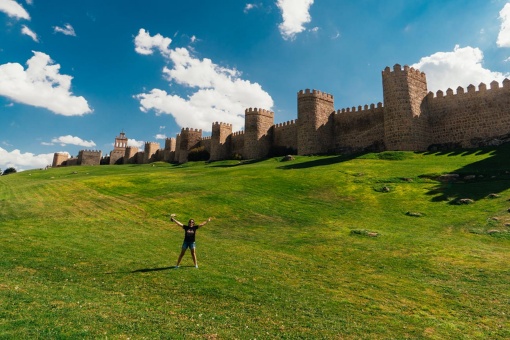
[422,144,510,203]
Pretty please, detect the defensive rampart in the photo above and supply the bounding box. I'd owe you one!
[56,63,510,166]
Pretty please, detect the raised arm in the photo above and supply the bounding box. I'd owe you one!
[198,217,212,227]
[170,214,184,227]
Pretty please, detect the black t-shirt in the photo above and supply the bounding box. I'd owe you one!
[183,225,199,242]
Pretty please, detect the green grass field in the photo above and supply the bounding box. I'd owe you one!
[1,147,509,339]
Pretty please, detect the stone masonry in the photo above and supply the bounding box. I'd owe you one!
[54,63,510,167]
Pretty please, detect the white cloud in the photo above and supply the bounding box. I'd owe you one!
[128,139,144,148]
[309,26,319,33]
[134,28,171,57]
[498,3,510,48]
[154,134,167,140]
[0,51,92,116]
[276,0,314,40]
[134,29,273,132]
[50,135,96,147]
[244,3,260,13]
[0,0,30,19]
[54,23,76,36]
[21,24,38,42]
[0,147,54,171]
[411,45,510,92]
[25,0,33,5]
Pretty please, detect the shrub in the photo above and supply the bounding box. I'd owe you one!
[2,167,17,176]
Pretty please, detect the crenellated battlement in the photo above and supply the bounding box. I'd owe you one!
[145,141,160,146]
[181,127,203,133]
[336,102,384,114]
[232,131,245,136]
[202,136,212,140]
[274,119,297,128]
[80,150,101,154]
[426,79,510,100]
[297,89,334,102]
[382,64,426,80]
[212,122,233,127]
[245,108,274,117]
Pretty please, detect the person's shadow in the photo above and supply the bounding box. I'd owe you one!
[130,266,177,273]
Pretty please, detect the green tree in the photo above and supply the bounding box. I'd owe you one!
[2,167,17,176]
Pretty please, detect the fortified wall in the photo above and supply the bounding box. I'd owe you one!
[53,63,510,167]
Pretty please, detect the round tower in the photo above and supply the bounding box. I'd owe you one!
[210,122,233,161]
[243,108,274,160]
[52,152,69,167]
[178,128,203,163]
[382,64,429,150]
[297,89,335,155]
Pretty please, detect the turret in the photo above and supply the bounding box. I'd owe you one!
[52,152,69,167]
[144,142,160,163]
[178,128,202,163]
[210,122,233,161]
[297,89,335,155]
[243,108,274,159]
[382,64,429,150]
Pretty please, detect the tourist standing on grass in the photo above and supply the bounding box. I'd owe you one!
[170,214,211,268]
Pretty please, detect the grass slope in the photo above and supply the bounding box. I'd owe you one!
[1,147,510,339]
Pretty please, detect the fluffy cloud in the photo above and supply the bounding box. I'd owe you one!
[498,3,510,48]
[276,0,314,40]
[0,147,54,171]
[412,45,510,92]
[51,135,96,147]
[21,24,38,42]
[0,51,92,116]
[154,134,167,140]
[134,28,171,57]
[0,0,30,19]
[54,23,76,36]
[134,29,273,132]
[127,139,144,148]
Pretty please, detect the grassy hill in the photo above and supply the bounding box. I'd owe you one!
[1,147,509,339]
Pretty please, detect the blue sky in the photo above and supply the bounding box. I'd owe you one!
[2,0,510,170]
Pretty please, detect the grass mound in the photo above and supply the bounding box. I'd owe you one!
[1,147,510,338]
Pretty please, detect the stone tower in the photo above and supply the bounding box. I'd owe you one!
[243,108,274,159]
[144,142,160,163]
[124,146,139,164]
[382,64,429,150]
[52,152,69,167]
[164,138,176,162]
[210,122,232,161]
[110,131,128,164]
[297,89,335,155]
[178,128,202,163]
[78,150,101,165]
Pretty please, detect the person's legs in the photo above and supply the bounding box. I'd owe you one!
[190,248,198,268]
[176,247,187,267]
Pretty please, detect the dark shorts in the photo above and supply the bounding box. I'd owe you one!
[182,241,196,250]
